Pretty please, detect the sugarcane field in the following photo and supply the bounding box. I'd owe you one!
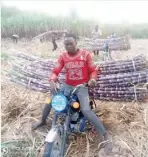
[1,1,148,157]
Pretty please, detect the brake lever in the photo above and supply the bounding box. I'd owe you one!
[50,80,58,94]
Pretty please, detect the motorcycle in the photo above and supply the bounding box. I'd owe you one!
[43,83,97,157]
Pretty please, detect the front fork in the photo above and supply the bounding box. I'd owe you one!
[61,115,70,156]
[50,113,70,156]
[52,112,58,127]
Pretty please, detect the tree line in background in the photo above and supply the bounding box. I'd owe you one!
[1,5,148,39]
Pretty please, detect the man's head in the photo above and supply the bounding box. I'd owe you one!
[64,34,77,54]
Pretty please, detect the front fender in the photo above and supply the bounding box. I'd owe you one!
[45,127,59,143]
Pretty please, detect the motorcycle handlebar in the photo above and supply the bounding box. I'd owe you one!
[50,81,89,95]
[71,83,88,95]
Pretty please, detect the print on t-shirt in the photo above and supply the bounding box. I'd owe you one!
[69,69,83,80]
[65,61,84,80]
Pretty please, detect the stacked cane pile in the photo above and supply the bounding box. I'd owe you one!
[78,35,131,51]
[32,30,67,42]
[5,50,148,101]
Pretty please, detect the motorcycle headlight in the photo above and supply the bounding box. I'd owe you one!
[51,94,67,112]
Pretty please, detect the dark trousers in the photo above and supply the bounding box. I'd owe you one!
[93,50,99,56]
[52,41,58,51]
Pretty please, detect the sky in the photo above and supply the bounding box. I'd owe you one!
[2,0,148,24]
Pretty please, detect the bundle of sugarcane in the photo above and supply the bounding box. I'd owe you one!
[98,55,148,74]
[7,51,148,101]
[94,35,130,43]
[85,35,130,44]
[78,42,130,51]
[9,58,65,90]
[12,51,147,75]
[9,49,40,63]
[10,66,148,92]
[93,93,147,101]
[9,69,148,101]
[10,68,148,101]
[90,85,148,101]
[78,35,131,51]
[10,67,147,95]
[11,52,147,74]
[96,70,148,88]
[10,53,148,85]
[32,30,68,41]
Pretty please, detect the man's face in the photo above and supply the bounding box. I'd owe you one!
[64,37,77,53]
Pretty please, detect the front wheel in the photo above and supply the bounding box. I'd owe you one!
[43,142,61,157]
[43,126,63,157]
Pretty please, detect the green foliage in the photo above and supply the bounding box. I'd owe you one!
[1,5,148,39]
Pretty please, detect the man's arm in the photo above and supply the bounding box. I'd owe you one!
[49,55,64,82]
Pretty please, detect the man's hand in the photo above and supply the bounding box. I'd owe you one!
[49,73,58,82]
[88,79,97,87]
[50,80,58,95]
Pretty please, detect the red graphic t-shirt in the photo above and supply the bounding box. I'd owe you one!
[49,49,100,86]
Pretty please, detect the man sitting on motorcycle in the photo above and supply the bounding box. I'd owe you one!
[32,33,113,154]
